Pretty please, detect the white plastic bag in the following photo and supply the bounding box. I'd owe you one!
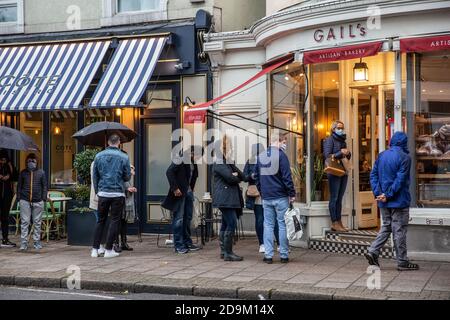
[284,206,303,241]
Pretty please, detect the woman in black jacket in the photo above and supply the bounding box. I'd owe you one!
[213,136,244,261]
[323,120,351,232]
[0,150,16,247]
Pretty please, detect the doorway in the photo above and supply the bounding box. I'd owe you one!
[351,85,395,229]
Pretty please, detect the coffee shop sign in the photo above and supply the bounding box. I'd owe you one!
[314,23,367,43]
[0,74,61,95]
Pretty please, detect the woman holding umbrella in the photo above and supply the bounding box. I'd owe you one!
[0,150,17,247]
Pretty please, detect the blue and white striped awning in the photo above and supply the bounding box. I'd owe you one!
[88,37,167,108]
[0,41,110,111]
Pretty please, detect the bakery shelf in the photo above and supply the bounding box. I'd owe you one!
[416,156,450,160]
[418,174,450,179]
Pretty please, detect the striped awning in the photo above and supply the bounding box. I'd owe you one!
[88,37,167,108]
[0,41,110,111]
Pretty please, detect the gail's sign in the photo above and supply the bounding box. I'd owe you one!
[313,23,367,43]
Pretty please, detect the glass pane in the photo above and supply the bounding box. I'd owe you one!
[50,112,77,185]
[146,123,172,196]
[118,0,158,12]
[271,63,306,203]
[147,89,173,109]
[85,108,114,125]
[0,5,17,23]
[415,51,450,208]
[141,0,159,10]
[312,63,340,201]
[19,113,43,172]
[358,93,372,192]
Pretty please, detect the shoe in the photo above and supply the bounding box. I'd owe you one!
[175,248,189,254]
[397,262,419,271]
[223,231,243,261]
[104,250,120,258]
[187,244,201,252]
[219,231,225,259]
[91,248,99,258]
[277,246,280,252]
[33,242,43,250]
[259,244,265,253]
[113,243,122,253]
[331,221,347,232]
[98,245,106,256]
[280,257,289,264]
[263,257,273,264]
[20,243,28,251]
[1,240,17,248]
[338,220,349,232]
[364,252,380,267]
[121,242,134,251]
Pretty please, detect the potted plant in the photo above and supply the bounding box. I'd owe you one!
[291,158,306,202]
[312,155,324,201]
[65,149,100,246]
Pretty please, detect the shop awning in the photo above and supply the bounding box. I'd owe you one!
[400,34,450,53]
[88,37,167,108]
[303,41,383,64]
[0,41,110,111]
[184,56,293,124]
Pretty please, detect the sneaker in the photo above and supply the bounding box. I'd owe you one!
[277,246,280,252]
[20,243,28,251]
[364,252,380,267]
[397,262,419,271]
[175,248,189,254]
[91,248,99,258]
[263,257,273,264]
[259,245,265,253]
[104,250,120,258]
[186,244,201,252]
[33,242,43,250]
[98,245,106,256]
[1,240,17,248]
[113,243,122,253]
[280,257,289,264]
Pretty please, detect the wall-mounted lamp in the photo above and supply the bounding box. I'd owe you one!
[115,108,122,117]
[353,58,369,81]
[54,126,61,135]
[183,96,196,111]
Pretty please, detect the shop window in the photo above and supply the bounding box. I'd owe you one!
[0,0,24,34]
[312,63,340,201]
[117,0,160,13]
[50,112,77,186]
[0,2,17,22]
[147,89,173,109]
[85,108,114,126]
[414,51,450,208]
[19,112,42,171]
[271,62,307,203]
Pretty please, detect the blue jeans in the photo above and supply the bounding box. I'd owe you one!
[254,204,279,246]
[327,174,348,223]
[172,191,194,250]
[263,197,289,259]
[219,208,237,233]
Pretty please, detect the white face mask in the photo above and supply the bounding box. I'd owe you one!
[280,143,287,151]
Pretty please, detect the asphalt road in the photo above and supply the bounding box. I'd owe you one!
[0,286,228,300]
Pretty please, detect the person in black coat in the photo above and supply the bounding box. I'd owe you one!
[0,150,17,247]
[323,120,351,232]
[162,145,204,254]
[213,136,245,262]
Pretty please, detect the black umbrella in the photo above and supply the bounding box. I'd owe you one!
[0,126,39,151]
[72,121,137,147]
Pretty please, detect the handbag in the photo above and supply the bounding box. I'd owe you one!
[324,155,346,177]
[246,184,260,198]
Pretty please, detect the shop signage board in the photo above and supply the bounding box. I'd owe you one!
[400,34,450,53]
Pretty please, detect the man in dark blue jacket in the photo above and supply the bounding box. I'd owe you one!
[255,132,295,264]
[365,132,419,271]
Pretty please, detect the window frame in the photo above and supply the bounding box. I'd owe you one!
[0,0,23,35]
[101,0,167,27]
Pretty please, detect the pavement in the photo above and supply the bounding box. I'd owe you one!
[0,234,449,300]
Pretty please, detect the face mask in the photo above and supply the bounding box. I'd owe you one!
[27,162,37,170]
[335,129,345,136]
[280,143,287,151]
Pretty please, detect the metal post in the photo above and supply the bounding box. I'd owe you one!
[394,52,403,132]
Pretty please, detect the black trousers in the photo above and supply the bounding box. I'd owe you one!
[115,218,127,245]
[0,195,13,240]
[93,196,124,250]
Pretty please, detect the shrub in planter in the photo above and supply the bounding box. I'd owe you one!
[64,184,90,210]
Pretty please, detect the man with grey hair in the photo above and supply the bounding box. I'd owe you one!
[92,133,131,258]
[255,131,296,264]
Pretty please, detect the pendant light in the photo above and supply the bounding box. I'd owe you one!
[353,58,369,81]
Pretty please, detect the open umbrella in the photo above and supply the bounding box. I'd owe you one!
[0,126,39,151]
[72,121,137,147]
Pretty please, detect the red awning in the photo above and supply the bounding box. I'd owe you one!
[400,34,450,53]
[303,41,383,64]
[184,56,293,124]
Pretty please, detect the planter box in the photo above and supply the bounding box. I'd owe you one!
[67,209,110,246]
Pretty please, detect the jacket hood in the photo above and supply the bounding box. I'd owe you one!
[390,132,409,154]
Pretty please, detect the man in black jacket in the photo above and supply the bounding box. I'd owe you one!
[162,146,203,254]
[17,154,47,251]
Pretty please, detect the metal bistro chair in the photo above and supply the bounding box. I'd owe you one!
[40,191,65,242]
[47,190,67,237]
[156,205,173,248]
[8,194,20,235]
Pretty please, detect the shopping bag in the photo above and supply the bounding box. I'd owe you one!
[284,205,303,241]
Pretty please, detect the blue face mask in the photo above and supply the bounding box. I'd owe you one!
[335,129,345,136]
